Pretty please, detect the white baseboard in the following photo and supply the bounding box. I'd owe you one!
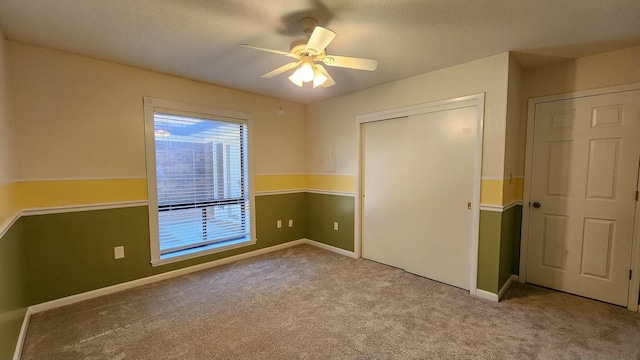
[29,239,309,314]
[13,307,31,360]
[13,238,356,359]
[28,239,356,314]
[302,238,358,259]
[475,274,519,303]
[498,274,519,301]
[475,289,499,302]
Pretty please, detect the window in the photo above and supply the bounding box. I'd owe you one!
[144,98,255,266]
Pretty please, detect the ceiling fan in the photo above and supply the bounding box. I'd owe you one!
[239,17,378,88]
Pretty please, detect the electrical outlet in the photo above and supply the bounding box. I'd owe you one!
[114,246,125,259]
[333,222,339,231]
[277,220,282,228]
[288,219,293,227]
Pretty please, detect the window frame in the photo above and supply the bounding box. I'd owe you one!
[143,97,256,267]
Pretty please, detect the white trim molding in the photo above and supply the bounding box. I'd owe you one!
[1,201,150,239]
[1,190,357,238]
[0,211,21,239]
[475,289,499,302]
[477,274,518,303]
[305,189,356,197]
[303,238,358,258]
[498,275,519,301]
[356,94,484,123]
[479,204,504,212]
[29,240,302,313]
[503,201,523,211]
[26,239,355,314]
[255,189,356,197]
[12,308,31,360]
[255,189,306,196]
[479,201,523,212]
[630,172,640,312]
[252,172,356,177]
[21,201,149,216]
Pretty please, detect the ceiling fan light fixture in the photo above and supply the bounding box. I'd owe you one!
[295,62,315,83]
[288,72,303,87]
[289,57,317,87]
[313,68,328,88]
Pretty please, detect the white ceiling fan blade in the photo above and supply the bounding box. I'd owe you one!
[306,26,336,56]
[261,62,299,78]
[323,55,378,71]
[315,65,335,87]
[238,44,295,58]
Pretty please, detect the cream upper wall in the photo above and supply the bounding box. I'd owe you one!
[8,41,305,180]
[306,52,510,178]
[518,45,640,181]
[0,28,14,185]
[523,45,640,99]
[504,54,523,178]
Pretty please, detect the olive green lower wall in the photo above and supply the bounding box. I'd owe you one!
[303,194,523,296]
[477,206,522,294]
[500,206,522,289]
[0,218,28,360]
[23,193,306,305]
[305,193,355,252]
[478,211,502,293]
[4,189,519,353]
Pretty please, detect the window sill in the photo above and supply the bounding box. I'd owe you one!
[150,237,256,267]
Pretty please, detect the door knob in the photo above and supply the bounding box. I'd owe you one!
[532,202,541,208]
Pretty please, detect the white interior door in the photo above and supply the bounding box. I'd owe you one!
[527,90,640,306]
[361,117,410,269]
[362,106,478,290]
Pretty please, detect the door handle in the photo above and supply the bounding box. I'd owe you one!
[532,202,541,208]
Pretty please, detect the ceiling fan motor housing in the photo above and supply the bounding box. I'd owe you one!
[299,17,319,37]
[290,39,326,59]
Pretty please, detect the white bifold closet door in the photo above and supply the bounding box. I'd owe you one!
[362,107,477,290]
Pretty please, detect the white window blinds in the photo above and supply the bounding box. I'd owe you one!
[153,112,250,256]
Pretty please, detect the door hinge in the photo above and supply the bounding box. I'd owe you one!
[630,269,633,280]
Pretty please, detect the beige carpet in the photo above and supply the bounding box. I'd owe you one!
[21,244,640,359]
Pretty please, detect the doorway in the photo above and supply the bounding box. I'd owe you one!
[522,85,640,309]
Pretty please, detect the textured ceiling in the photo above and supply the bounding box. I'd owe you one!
[0,0,639,104]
